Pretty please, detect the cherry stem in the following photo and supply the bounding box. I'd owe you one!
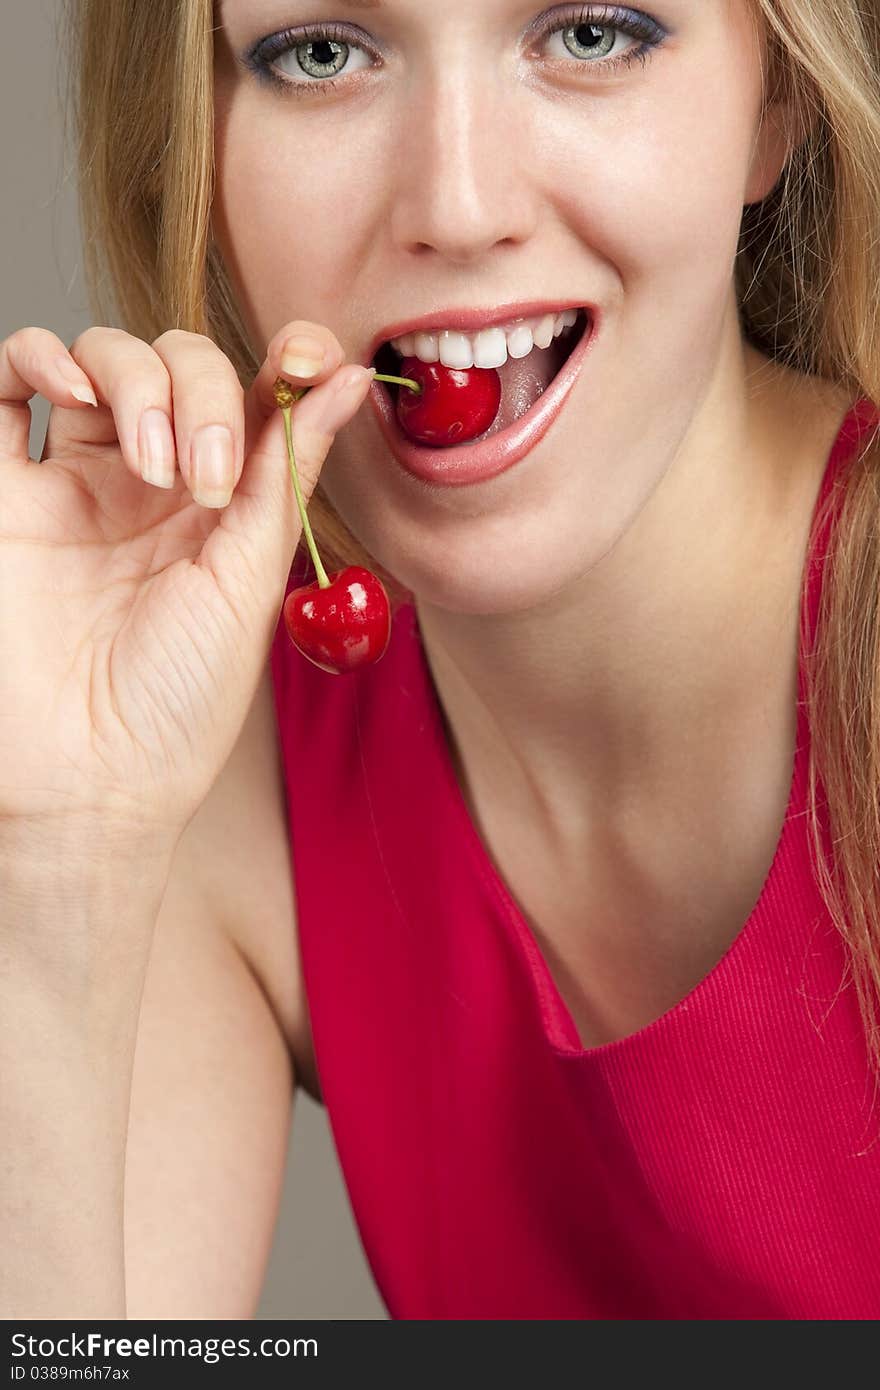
[373,372,423,395]
[279,400,331,588]
[272,369,421,590]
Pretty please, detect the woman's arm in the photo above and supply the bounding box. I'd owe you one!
[2,667,308,1319]
[0,859,172,1320]
[123,664,308,1319]
[122,864,297,1318]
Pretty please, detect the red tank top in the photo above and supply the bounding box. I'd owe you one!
[270,397,880,1319]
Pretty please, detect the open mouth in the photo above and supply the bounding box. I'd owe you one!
[372,308,590,444]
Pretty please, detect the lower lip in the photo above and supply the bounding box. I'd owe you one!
[368,309,600,487]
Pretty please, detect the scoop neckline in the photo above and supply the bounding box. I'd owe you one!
[410,397,871,1062]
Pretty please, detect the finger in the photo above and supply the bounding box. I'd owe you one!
[202,362,376,624]
[246,320,347,434]
[0,327,98,463]
[148,329,248,508]
[44,325,181,482]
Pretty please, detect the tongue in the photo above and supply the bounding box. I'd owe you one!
[481,338,562,438]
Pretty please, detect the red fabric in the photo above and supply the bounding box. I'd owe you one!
[270,398,880,1319]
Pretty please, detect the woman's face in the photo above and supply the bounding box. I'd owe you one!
[213,1,789,614]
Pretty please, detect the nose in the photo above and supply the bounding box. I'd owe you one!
[388,55,540,264]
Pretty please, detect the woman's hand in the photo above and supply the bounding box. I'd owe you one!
[0,322,373,854]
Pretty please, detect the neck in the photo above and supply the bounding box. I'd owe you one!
[414,338,846,839]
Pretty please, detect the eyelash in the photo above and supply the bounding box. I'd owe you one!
[244,6,666,99]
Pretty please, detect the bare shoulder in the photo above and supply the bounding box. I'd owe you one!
[173,662,320,1100]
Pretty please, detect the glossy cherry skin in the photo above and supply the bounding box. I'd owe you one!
[284,566,391,674]
[395,355,502,447]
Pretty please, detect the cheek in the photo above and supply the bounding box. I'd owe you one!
[534,51,763,290]
[212,93,385,343]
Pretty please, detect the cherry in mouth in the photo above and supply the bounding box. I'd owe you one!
[393,356,503,446]
[373,310,589,449]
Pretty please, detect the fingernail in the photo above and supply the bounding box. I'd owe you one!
[191,425,234,508]
[138,409,177,489]
[53,354,98,407]
[280,335,327,380]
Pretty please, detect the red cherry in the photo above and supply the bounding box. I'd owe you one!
[284,565,391,675]
[394,356,502,447]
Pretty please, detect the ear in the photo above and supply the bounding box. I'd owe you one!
[743,98,805,205]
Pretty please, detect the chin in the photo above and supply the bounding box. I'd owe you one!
[322,365,667,618]
[370,524,611,618]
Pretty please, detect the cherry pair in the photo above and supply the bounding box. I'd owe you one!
[276,355,501,674]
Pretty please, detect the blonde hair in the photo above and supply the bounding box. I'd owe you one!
[59,0,880,1088]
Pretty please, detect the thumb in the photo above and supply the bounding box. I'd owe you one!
[202,362,376,625]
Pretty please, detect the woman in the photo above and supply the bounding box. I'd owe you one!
[2,0,879,1319]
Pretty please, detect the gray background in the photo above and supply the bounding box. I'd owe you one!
[3,0,387,1321]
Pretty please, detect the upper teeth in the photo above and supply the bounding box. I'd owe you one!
[389,308,581,369]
